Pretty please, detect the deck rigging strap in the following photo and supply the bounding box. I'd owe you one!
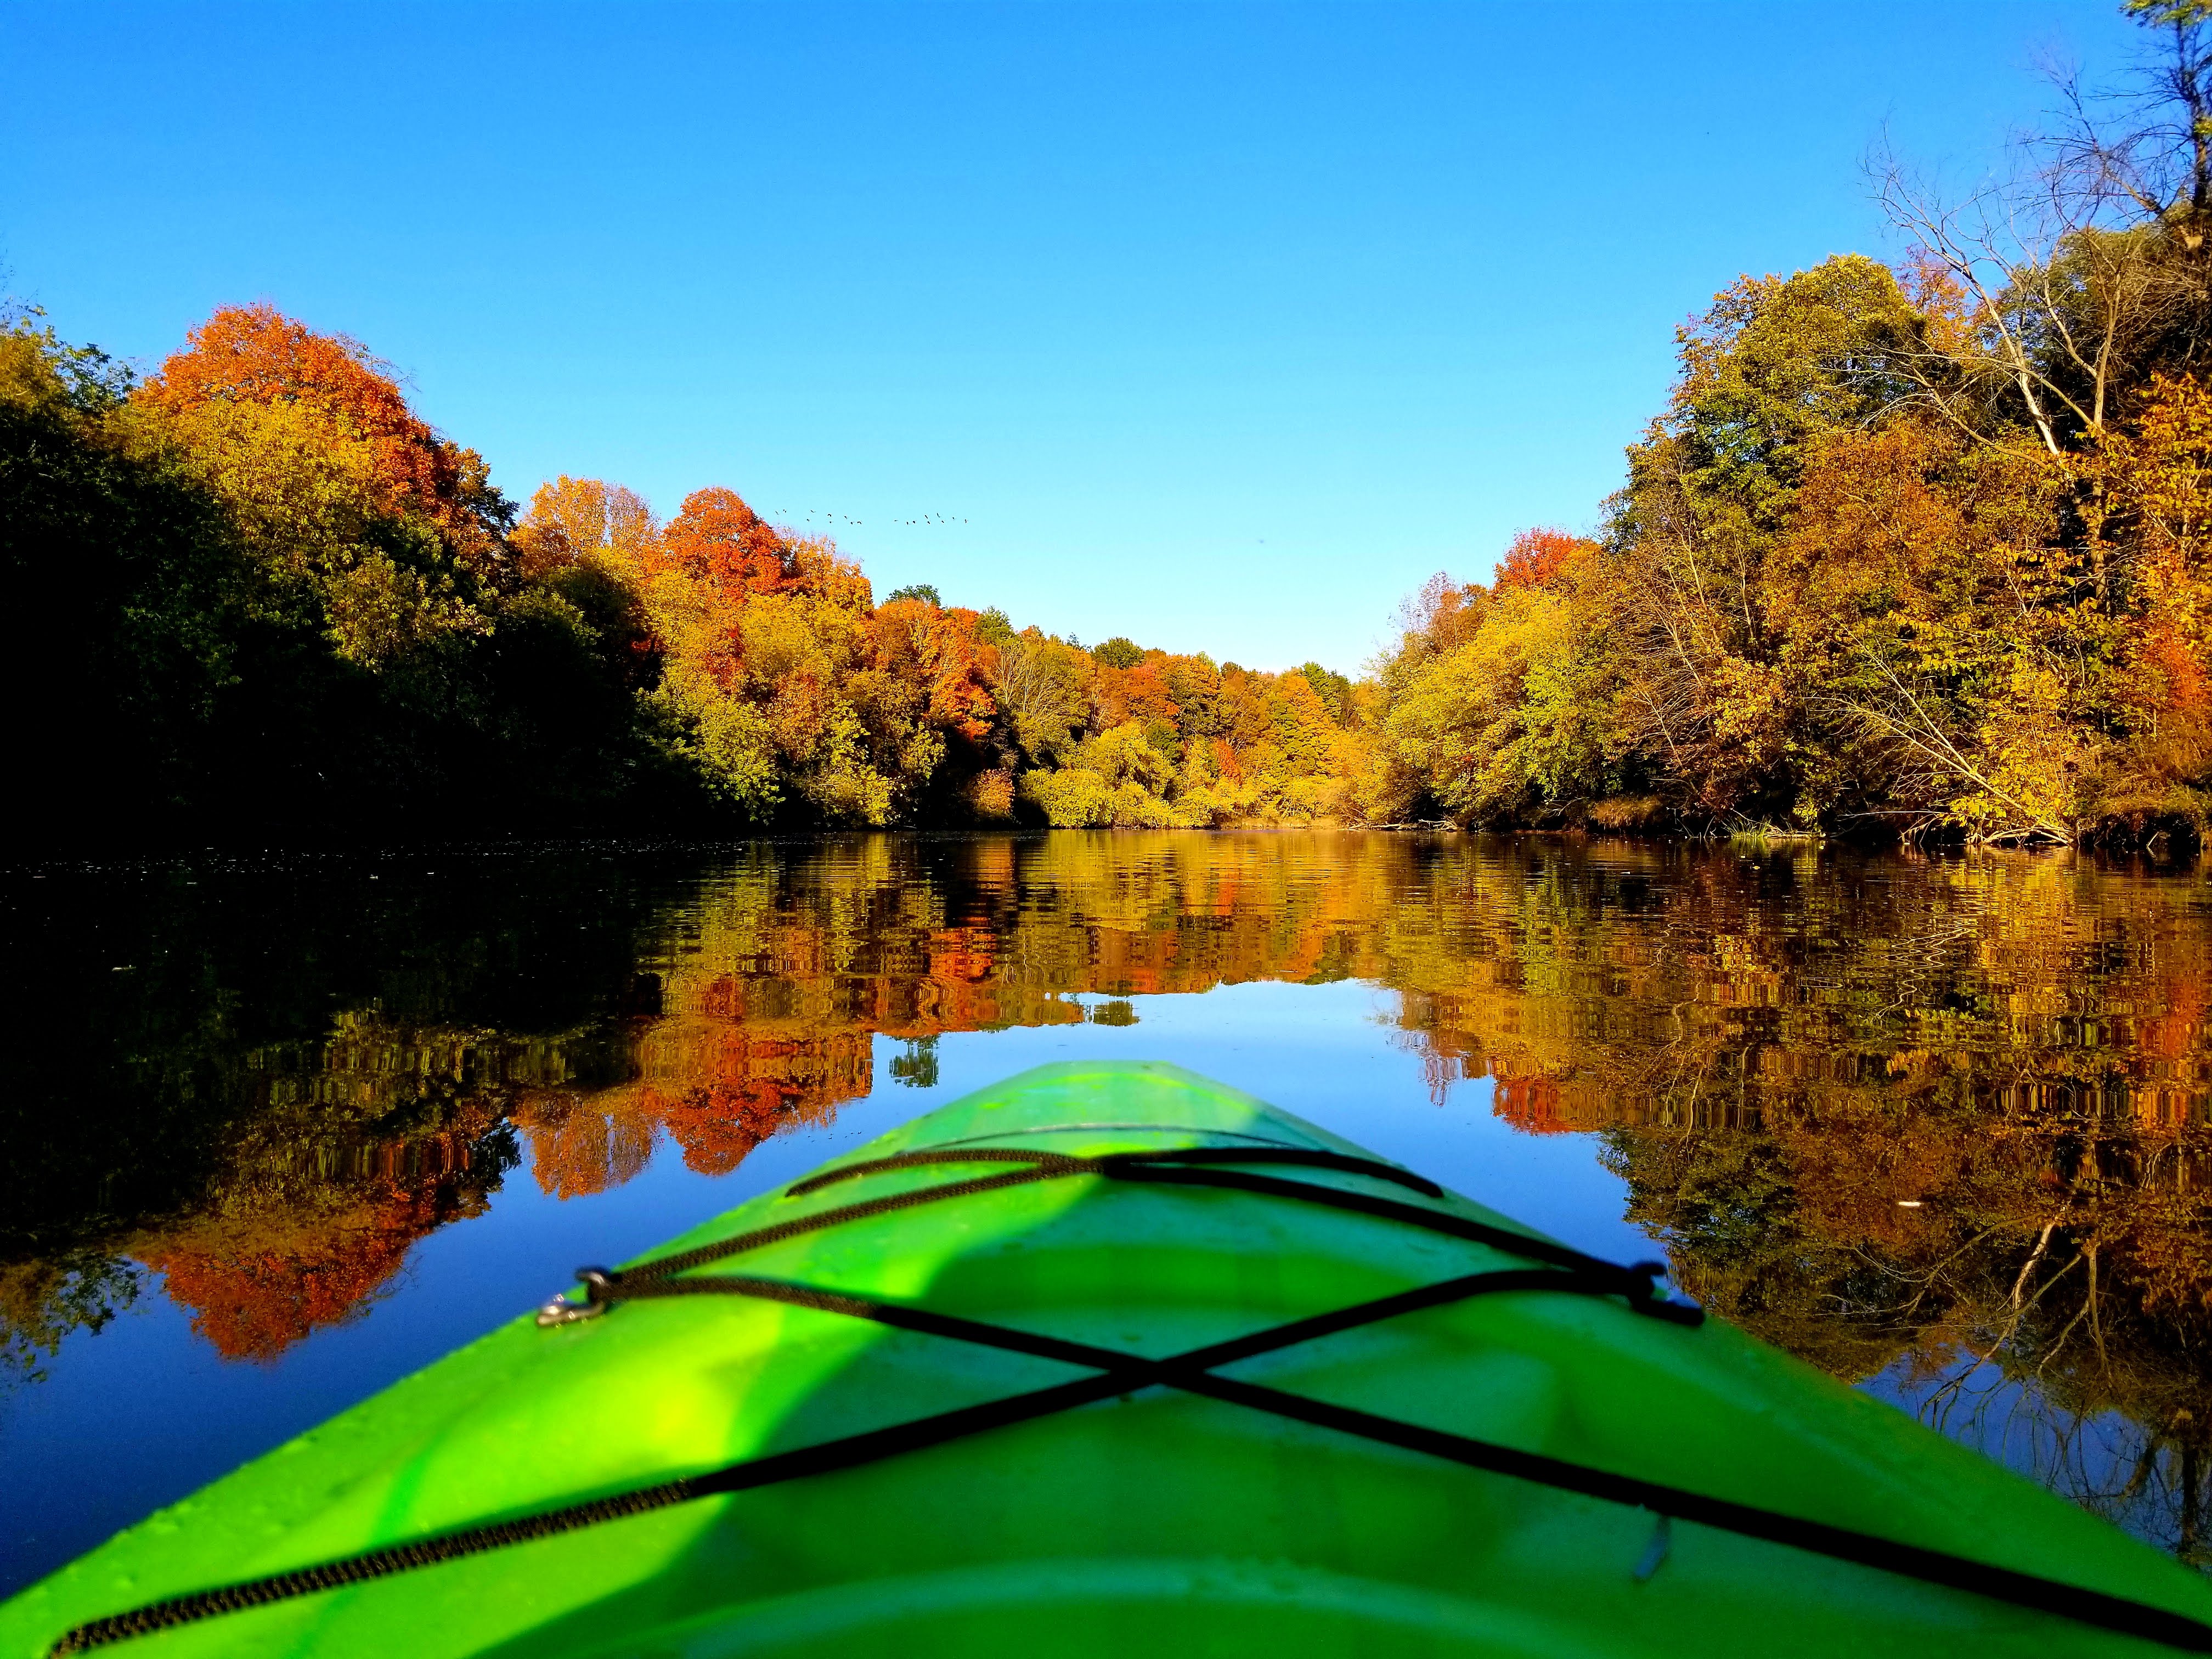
[601,1143,1699,1321]
[48,1152,2212,1657]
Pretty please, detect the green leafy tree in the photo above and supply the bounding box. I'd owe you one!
[1,318,245,838]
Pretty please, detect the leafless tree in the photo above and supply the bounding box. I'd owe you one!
[1870,4,2212,452]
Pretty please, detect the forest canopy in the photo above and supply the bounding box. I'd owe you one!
[14,0,2212,847]
[1,301,1364,842]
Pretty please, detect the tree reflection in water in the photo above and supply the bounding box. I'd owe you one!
[2,834,2206,1564]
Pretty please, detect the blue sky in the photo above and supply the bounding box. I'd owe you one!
[3,1,2146,671]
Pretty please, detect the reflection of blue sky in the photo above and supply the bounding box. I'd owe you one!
[1864,1350,2193,1565]
[956,979,1652,1267]
[0,977,1645,1597]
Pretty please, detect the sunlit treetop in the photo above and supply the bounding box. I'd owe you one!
[1490,528,1592,596]
[657,486,805,595]
[137,302,512,561]
[513,474,657,576]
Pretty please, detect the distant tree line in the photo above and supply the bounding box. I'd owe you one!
[1,303,1362,843]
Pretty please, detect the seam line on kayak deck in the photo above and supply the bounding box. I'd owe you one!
[47,1160,2212,1657]
[915,1124,1328,1152]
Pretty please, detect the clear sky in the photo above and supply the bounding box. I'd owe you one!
[2,1,2148,672]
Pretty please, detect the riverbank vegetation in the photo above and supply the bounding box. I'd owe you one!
[1363,3,2212,848]
[2,302,1363,843]
[14,1,2212,847]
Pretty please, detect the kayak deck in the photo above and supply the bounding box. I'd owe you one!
[6,1061,2210,1657]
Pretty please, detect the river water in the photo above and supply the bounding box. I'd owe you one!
[2,831,2207,1595]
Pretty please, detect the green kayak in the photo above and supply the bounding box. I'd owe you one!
[7,1061,2211,1657]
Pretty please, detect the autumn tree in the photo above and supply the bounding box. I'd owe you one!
[132,303,515,723]
[1292,661,1354,723]
[992,628,1096,764]
[1490,528,1585,595]
[2075,371,2212,808]
[1381,568,1623,825]
[513,475,657,577]
[141,302,515,586]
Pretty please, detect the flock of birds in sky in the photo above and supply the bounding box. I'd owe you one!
[776,510,969,528]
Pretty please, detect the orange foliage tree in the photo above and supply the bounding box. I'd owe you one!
[139,302,511,576]
[1491,528,1586,595]
[653,487,804,594]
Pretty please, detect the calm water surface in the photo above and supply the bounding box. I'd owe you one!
[3,831,2209,1594]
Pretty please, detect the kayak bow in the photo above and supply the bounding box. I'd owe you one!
[6,1061,2210,1657]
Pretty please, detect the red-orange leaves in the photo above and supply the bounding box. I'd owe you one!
[657,487,801,594]
[142,304,415,430]
[1094,656,1181,731]
[1492,528,1588,595]
[140,303,503,566]
[868,599,995,741]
